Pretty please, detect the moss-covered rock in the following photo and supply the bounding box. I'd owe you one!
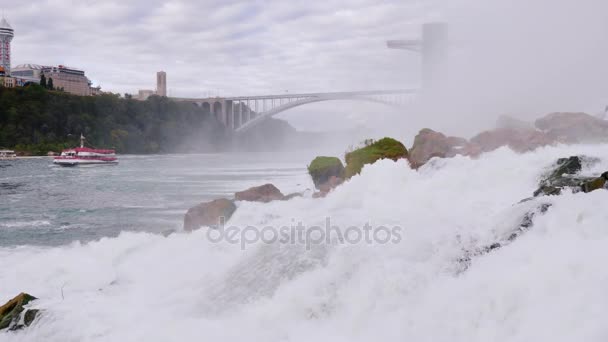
[307,156,345,189]
[344,138,408,178]
[0,293,38,331]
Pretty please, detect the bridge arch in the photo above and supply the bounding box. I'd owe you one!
[235,95,408,133]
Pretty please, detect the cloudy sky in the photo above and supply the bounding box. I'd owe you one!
[4,0,437,98]
[4,0,608,136]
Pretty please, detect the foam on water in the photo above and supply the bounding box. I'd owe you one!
[2,144,608,341]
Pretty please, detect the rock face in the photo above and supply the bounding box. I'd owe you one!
[307,156,345,189]
[535,112,608,143]
[235,183,284,203]
[183,198,237,231]
[0,293,38,331]
[344,138,408,178]
[408,128,471,167]
[470,127,555,153]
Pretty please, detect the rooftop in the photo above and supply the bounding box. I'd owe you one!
[0,17,12,30]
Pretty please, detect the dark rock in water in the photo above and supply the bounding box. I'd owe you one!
[458,203,552,273]
[581,176,608,193]
[0,293,38,331]
[23,309,39,327]
[533,156,604,197]
[235,183,285,203]
[183,198,237,231]
[307,156,345,189]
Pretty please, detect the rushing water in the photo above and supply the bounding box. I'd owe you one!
[0,153,313,247]
[2,145,608,341]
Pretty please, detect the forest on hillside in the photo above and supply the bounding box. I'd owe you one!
[0,85,228,155]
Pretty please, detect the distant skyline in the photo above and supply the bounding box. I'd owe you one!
[3,1,440,98]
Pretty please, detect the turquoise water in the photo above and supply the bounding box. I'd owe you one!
[0,154,311,247]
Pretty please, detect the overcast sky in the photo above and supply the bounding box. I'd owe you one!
[4,0,438,98]
[4,0,608,137]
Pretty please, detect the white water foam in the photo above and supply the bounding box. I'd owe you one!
[2,144,608,341]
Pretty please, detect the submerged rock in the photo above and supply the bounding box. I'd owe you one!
[307,156,344,189]
[235,183,284,203]
[183,198,237,231]
[0,293,38,331]
[344,137,408,178]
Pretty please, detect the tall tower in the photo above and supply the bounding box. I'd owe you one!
[156,71,167,97]
[387,22,448,89]
[0,17,14,76]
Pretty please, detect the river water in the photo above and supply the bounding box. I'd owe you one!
[2,145,608,341]
[0,153,313,247]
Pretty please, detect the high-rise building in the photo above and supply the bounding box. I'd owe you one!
[0,17,14,76]
[156,71,167,97]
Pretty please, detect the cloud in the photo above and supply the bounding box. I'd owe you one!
[4,0,431,98]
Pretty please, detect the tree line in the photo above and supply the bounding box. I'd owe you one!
[0,84,228,155]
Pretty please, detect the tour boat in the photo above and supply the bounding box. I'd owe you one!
[0,149,17,160]
[53,134,118,166]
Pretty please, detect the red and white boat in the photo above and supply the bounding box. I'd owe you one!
[53,134,118,166]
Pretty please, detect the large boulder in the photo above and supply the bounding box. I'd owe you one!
[470,127,554,153]
[408,128,470,167]
[0,293,39,331]
[344,138,408,178]
[183,198,237,231]
[535,112,608,143]
[307,156,345,189]
[235,183,284,203]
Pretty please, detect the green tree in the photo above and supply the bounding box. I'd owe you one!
[40,74,47,88]
[47,77,54,90]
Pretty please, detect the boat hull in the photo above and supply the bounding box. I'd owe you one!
[53,158,118,166]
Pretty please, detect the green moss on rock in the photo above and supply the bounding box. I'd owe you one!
[0,293,38,331]
[307,156,345,189]
[344,138,408,178]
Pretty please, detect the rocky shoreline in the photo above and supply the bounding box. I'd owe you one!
[3,111,608,333]
[181,111,608,233]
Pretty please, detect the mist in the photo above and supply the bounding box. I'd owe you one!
[420,0,608,137]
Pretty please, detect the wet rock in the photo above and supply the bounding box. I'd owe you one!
[344,137,408,178]
[458,203,552,273]
[470,127,555,153]
[535,112,608,143]
[581,172,608,193]
[532,156,603,197]
[312,176,344,198]
[307,156,345,189]
[235,183,285,203]
[0,293,38,331]
[183,198,237,231]
[408,128,471,167]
